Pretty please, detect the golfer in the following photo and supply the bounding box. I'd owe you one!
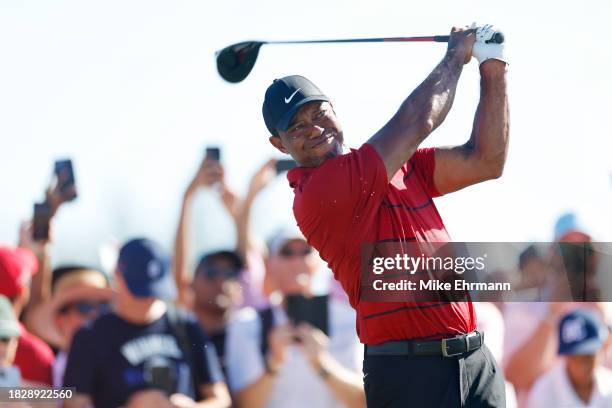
[262,25,508,407]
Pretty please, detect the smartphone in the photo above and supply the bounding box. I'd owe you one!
[32,202,51,241]
[286,294,329,336]
[275,159,297,174]
[54,159,77,201]
[149,365,175,395]
[205,147,221,161]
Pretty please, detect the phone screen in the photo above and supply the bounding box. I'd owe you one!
[33,202,51,241]
[54,159,77,201]
[205,147,221,161]
[149,365,175,395]
[286,294,329,336]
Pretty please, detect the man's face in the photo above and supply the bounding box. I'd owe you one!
[269,101,344,167]
[192,258,242,313]
[55,299,108,345]
[268,239,320,295]
[565,353,601,387]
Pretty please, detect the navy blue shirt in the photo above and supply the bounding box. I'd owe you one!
[63,308,223,408]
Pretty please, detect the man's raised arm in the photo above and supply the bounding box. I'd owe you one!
[434,25,509,195]
[368,27,475,179]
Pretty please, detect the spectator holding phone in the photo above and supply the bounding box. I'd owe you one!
[63,238,230,408]
[174,152,252,371]
[225,227,365,408]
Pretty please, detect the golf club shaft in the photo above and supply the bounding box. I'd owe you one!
[265,36,450,45]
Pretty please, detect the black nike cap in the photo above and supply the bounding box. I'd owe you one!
[262,75,330,136]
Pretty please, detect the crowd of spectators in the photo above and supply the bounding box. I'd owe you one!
[1,155,610,408]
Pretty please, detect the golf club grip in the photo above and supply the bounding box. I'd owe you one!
[434,32,505,44]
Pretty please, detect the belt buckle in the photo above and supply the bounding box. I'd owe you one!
[441,337,462,357]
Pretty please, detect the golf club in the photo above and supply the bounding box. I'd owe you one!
[216,32,504,83]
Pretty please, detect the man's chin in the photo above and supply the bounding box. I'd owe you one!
[310,141,342,164]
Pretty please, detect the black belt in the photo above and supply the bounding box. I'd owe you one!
[365,331,483,358]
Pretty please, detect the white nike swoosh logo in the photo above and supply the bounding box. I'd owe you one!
[284,88,301,104]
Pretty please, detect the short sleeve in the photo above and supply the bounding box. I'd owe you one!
[225,308,266,392]
[185,317,224,385]
[62,327,96,394]
[409,147,441,198]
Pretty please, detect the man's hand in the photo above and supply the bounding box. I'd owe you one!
[294,323,331,370]
[446,26,476,65]
[266,323,294,371]
[124,389,173,408]
[45,175,74,217]
[185,158,224,198]
[472,24,507,66]
[19,220,51,258]
[247,159,277,199]
[169,393,197,408]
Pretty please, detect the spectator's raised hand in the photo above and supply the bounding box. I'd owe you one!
[247,159,277,199]
[18,220,52,258]
[45,173,74,217]
[185,158,224,198]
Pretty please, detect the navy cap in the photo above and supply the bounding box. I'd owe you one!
[262,75,330,136]
[117,238,176,300]
[558,308,609,355]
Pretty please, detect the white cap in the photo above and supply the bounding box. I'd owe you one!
[267,225,307,256]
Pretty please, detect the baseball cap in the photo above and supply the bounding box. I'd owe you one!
[0,295,20,339]
[262,75,330,136]
[558,308,609,355]
[267,226,308,256]
[0,246,38,299]
[117,239,176,300]
[554,212,591,242]
[196,250,244,279]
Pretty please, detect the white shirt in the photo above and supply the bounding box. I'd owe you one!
[52,350,67,389]
[225,298,362,408]
[527,361,612,408]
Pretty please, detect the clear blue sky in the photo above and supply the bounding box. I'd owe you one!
[1,0,610,270]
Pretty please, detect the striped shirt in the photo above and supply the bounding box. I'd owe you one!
[287,143,475,344]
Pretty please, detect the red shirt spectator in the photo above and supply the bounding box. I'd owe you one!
[15,322,54,385]
[0,245,54,385]
[288,143,475,344]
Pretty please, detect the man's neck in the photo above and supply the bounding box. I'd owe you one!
[567,367,595,404]
[115,297,167,325]
[193,306,229,334]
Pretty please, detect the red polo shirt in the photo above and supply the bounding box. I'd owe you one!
[288,143,476,344]
[15,322,54,385]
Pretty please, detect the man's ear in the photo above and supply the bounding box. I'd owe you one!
[269,135,287,153]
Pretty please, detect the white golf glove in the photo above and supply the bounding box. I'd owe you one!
[471,23,507,66]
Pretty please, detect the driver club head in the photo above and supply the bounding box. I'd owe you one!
[216,41,264,83]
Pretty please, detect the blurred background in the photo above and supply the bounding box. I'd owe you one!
[1,0,611,270]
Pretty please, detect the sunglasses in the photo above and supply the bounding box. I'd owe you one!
[198,266,240,280]
[58,301,109,316]
[279,246,312,258]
